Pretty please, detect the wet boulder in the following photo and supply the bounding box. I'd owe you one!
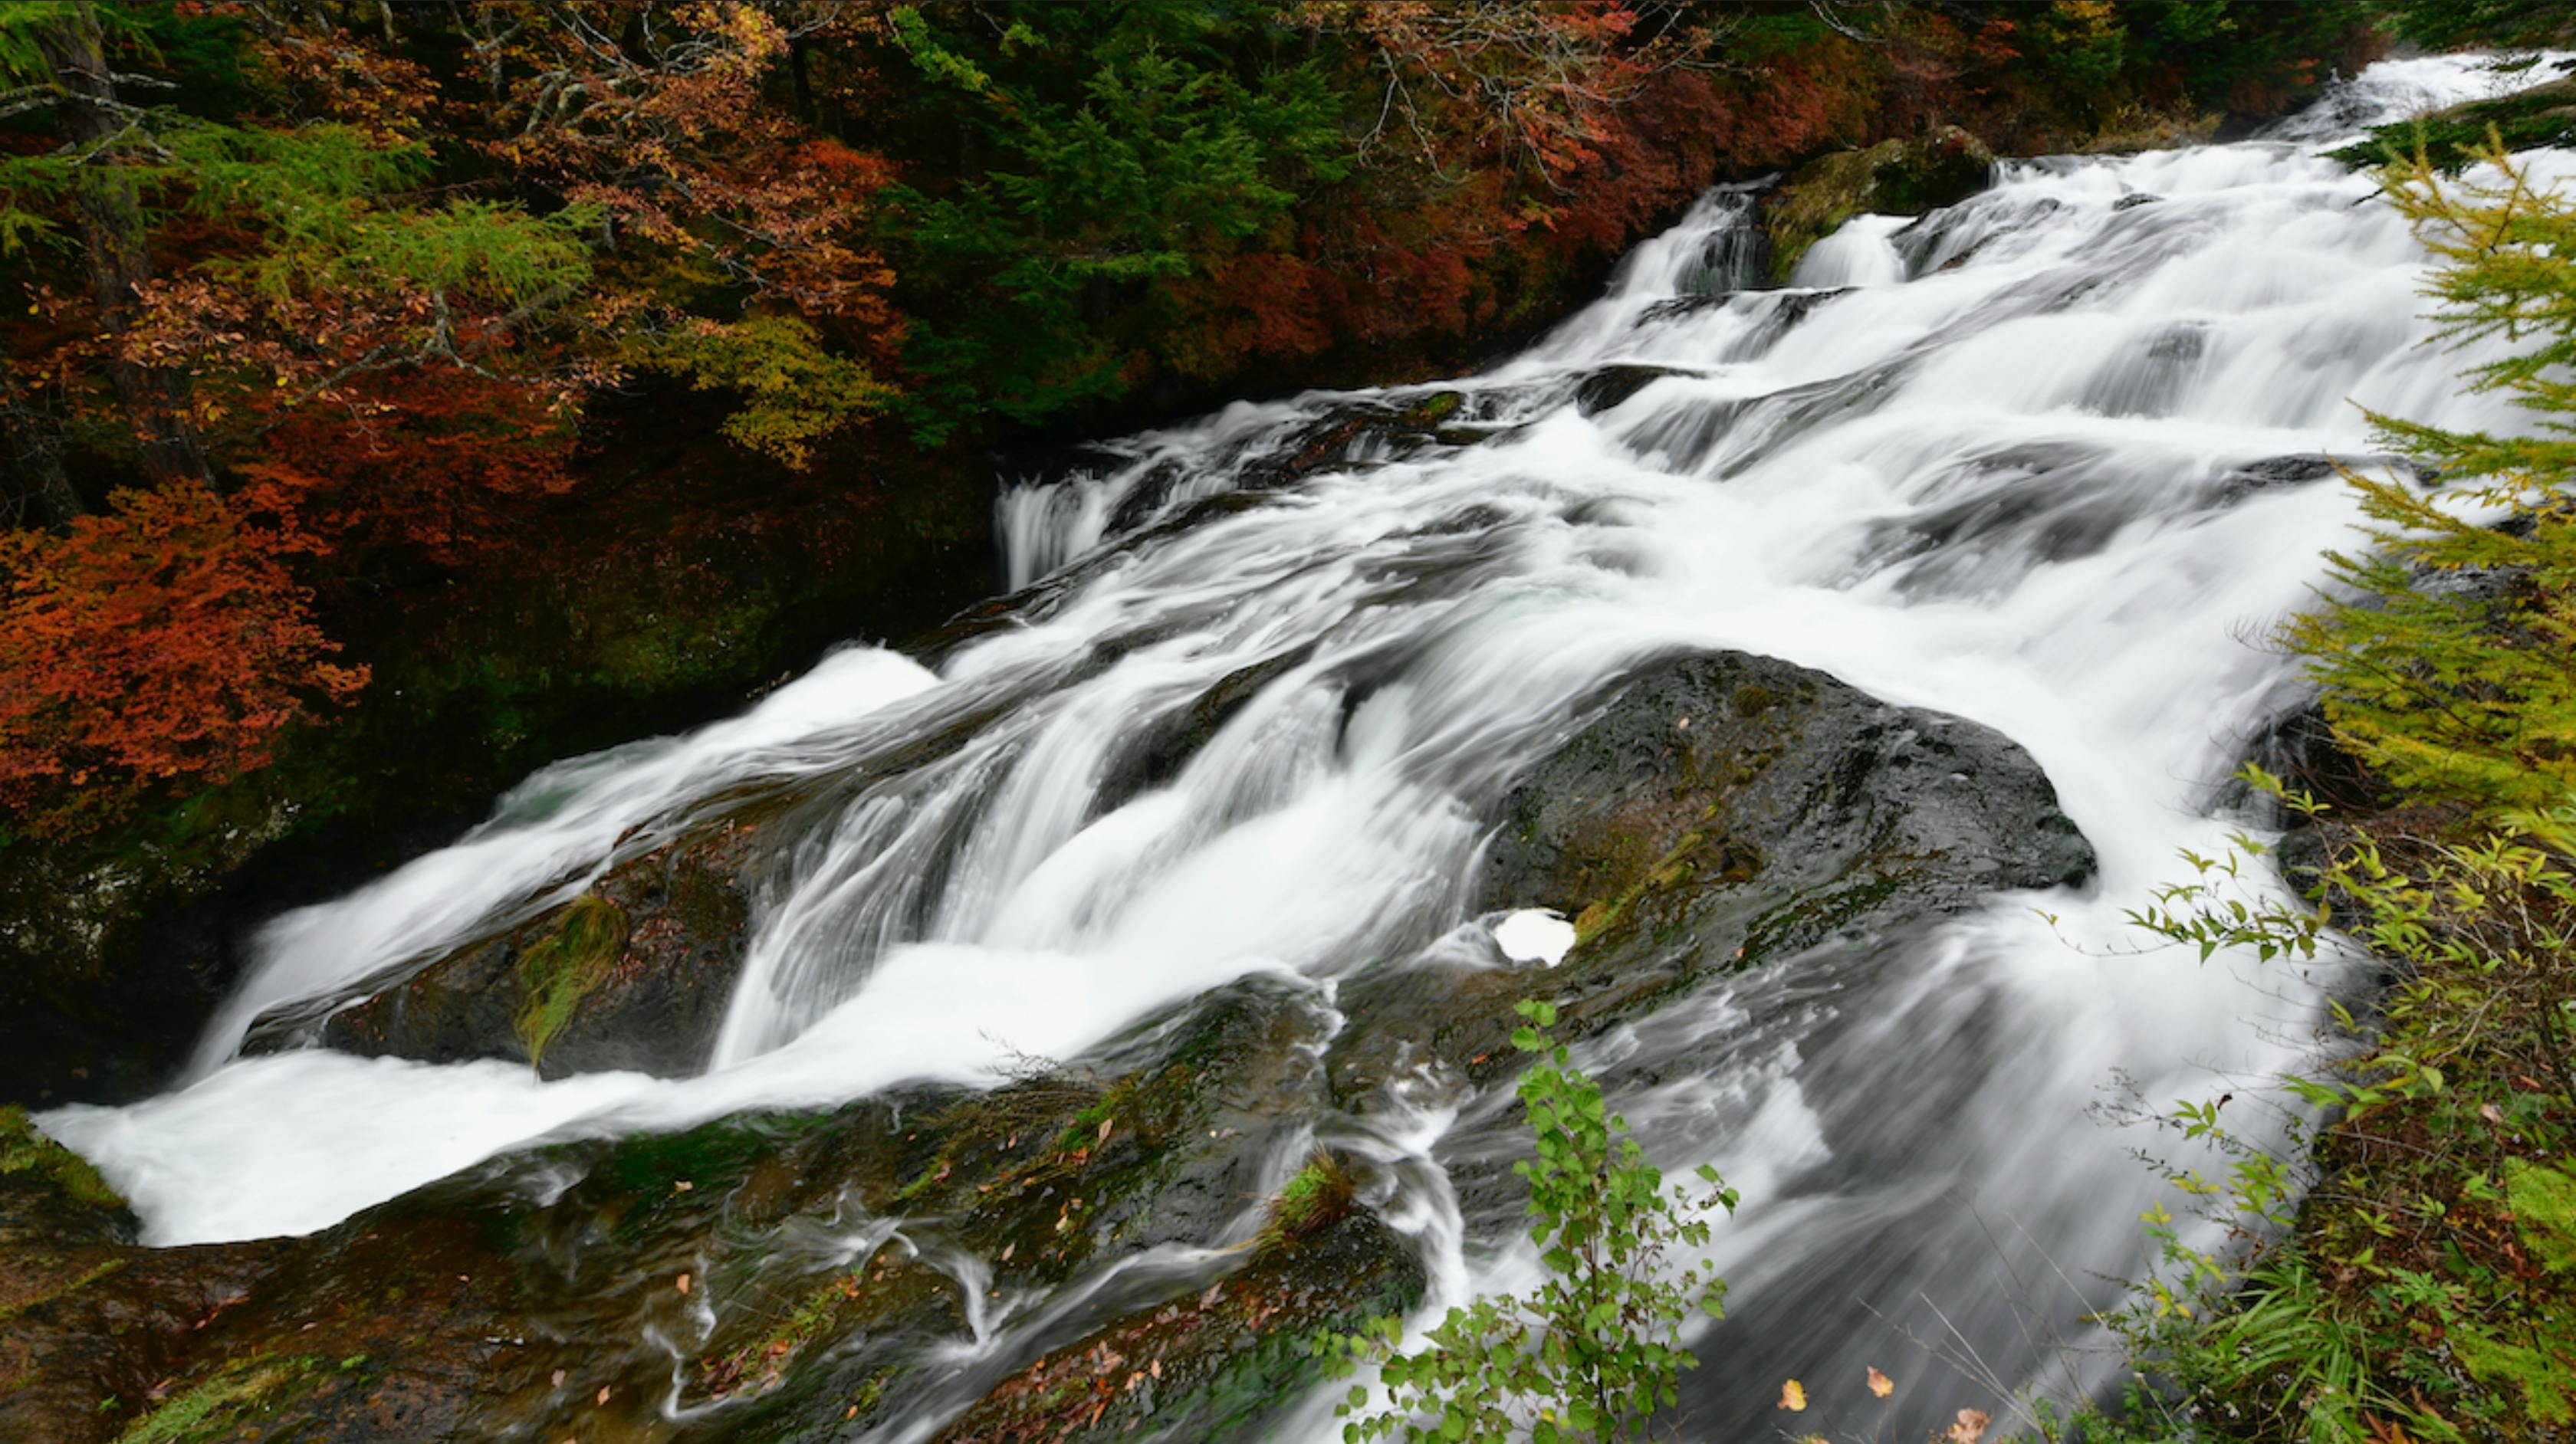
[1766,126,1996,279]
[0,1108,291,1442]
[317,817,763,1079]
[1331,649,2093,1098]
[18,976,1404,1444]
[1572,364,1695,417]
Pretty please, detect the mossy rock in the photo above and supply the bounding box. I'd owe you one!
[1766,126,1996,280]
[1329,648,2093,1101]
[312,816,764,1078]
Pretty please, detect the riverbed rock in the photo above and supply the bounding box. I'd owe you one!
[0,1108,292,1441]
[14,974,1399,1444]
[1329,648,2094,1098]
[1766,126,1996,278]
[316,817,764,1079]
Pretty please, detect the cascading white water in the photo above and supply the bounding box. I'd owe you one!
[43,51,2576,1440]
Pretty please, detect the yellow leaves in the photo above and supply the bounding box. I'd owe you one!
[1778,1368,1894,1414]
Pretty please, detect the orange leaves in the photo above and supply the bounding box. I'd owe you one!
[1778,1378,1808,1411]
[0,482,361,835]
[1868,1365,1895,1397]
[257,368,577,565]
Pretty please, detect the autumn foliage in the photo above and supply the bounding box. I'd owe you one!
[0,479,361,835]
[0,0,2387,842]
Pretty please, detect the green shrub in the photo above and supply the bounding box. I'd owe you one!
[1316,1000,1735,1444]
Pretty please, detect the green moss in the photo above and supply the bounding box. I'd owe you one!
[113,1355,325,1444]
[1569,831,1706,951]
[0,1105,126,1211]
[1402,391,1463,425]
[1766,146,1888,280]
[1765,129,1991,280]
[702,1271,866,1396]
[889,1151,953,1205]
[511,894,629,1065]
[2505,1160,2576,1274]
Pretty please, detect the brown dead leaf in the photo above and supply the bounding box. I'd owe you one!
[1948,1407,1992,1444]
[1868,1366,1894,1397]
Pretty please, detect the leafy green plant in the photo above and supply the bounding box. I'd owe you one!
[1316,999,1736,1444]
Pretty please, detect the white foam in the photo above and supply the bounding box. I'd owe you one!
[1492,909,1578,966]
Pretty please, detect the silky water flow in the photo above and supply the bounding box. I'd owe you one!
[43,51,2576,1443]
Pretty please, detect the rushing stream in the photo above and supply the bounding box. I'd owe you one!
[44,52,2576,1442]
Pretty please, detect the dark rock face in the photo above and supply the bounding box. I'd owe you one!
[1330,649,2093,1098]
[1573,364,1695,417]
[317,818,763,1079]
[5,976,1417,1444]
[1,1109,291,1440]
[1766,126,1998,278]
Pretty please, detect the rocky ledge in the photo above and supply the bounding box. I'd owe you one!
[8,646,2091,1442]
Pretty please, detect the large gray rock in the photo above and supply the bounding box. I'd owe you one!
[1331,648,2094,1096]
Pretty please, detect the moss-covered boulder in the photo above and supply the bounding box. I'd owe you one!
[1765,126,1996,279]
[313,817,763,1078]
[1330,648,2093,1098]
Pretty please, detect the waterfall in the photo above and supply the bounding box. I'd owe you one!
[45,52,2576,1442]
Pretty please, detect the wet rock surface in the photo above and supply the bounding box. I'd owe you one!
[311,819,765,1079]
[1329,649,2094,1100]
[1766,126,1996,277]
[8,977,1408,1444]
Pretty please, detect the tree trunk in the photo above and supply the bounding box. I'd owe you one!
[0,333,86,530]
[34,2,210,487]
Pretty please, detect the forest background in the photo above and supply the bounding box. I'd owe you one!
[0,0,2499,1101]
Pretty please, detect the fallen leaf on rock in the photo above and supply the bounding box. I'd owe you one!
[1868,1366,1894,1397]
[1779,1380,1807,1411]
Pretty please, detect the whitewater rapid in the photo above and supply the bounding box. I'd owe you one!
[44,50,2575,1441]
